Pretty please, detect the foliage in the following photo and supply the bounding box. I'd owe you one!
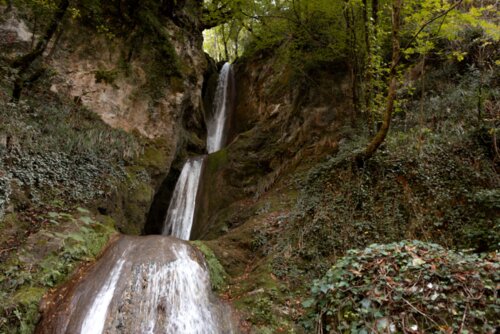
[0,210,116,334]
[191,240,228,291]
[230,65,500,329]
[204,0,499,127]
[0,95,142,160]
[94,68,118,86]
[0,97,142,206]
[0,174,11,221]
[303,240,499,333]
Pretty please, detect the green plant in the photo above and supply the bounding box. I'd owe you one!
[94,69,119,86]
[0,210,115,333]
[303,240,499,333]
[191,241,228,291]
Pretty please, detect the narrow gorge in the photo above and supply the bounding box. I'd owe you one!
[36,63,237,334]
[0,1,498,333]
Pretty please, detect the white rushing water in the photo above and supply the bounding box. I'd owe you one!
[207,63,233,154]
[162,157,205,240]
[132,244,220,333]
[80,258,126,334]
[63,63,236,334]
[163,62,233,241]
[63,238,233,334]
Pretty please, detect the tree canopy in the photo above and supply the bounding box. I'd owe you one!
[202,0,499,161]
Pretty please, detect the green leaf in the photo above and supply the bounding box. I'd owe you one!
[412,258,425,266]
[77,207,90,214]
[302,298,315,308]
[80,216,94,225]
[67,233,85,242]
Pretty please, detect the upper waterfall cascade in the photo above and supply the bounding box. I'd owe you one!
[162,62,234,240]
[37,63,236,334]
[207,62,234,154]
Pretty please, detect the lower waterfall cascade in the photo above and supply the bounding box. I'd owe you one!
[162,156,205,240]
[36,63,236,334]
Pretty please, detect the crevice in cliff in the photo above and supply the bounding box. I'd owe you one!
[143,161,181,235]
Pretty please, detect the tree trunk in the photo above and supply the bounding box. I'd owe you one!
[12,0,69,70]
[220,25,229,61]
[372,0,379,26]
[356,0,401,165]
[5,0,13,13]
[343,0,360,122]
[12,0,69,100]
[362,0,374,134]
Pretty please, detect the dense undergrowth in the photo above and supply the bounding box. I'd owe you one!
[210,47,499,331]
[0,57,156,332]
[270,62,499,306]
[303,240,499,333]
[0,209,116,333]
[191,240,228,291]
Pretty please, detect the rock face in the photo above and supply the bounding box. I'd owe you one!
[1,3,208,148]
[192,53,353,240]
[49,15,207,148]
[44,2,210,233]
[0,1,211,226]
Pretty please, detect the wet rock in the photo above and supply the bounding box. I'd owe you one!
[36,235,237,334]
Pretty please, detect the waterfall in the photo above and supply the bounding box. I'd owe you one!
[37,63,236,334]
[207,63,234,154]
[80,258,127,334]
[162,62,234,240]
[162,157,205,240]
[133,244,221,333]
[36,237,234,334]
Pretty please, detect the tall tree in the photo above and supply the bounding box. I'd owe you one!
[356,0,401,165]
[12,0,70,100]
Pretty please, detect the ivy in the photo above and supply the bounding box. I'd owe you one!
[303,240,499,333]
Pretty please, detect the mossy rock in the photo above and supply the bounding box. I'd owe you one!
[191,148,238,239]
[13,287,45,306]
[190,241,228,291]
[127,178,154,204]
[0,209,117,333]
[136,140,170,174]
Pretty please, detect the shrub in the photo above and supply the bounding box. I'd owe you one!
[303,240,499,333]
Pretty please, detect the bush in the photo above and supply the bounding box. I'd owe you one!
[303,240,499,334]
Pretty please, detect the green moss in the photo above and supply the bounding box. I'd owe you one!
[128,180,154,204]
[206,149,229,174]
[191,241,228,291]
[133,6,182,99]
[99,215,116,228]
[114,167,155,234]
[232,261,298,330]
[122,204,146,235]
[136,140,170,172]
[94,69,119,86]
[13,287,45,306]
[0,210,116,333]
